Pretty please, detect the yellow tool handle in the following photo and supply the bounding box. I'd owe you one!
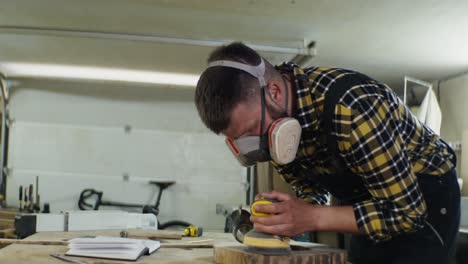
[184,225,203,237]
[250,199,276,217]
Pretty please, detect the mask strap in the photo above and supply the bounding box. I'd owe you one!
[207,59,266,87]
[282,76,289,116]
[207,58,269,138]
[206,57,288,136]
[260,86,266,136]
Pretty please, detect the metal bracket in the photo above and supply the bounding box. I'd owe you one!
[0,25,314,56]
[0,73,8,206]
[290,41,317,66]
[403,76,433,105]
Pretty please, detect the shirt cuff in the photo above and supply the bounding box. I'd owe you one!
[352,199,425,243]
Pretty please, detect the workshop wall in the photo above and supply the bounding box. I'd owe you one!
[5,78,246,230]
[439,72,468,195]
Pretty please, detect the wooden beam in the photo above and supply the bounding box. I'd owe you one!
[0,238,213,248]
[0,238,67,246]
[0,210,18,220]
[120,229,182,240]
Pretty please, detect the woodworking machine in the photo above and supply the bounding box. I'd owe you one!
[14,210,157,238]
[229,199,290,255]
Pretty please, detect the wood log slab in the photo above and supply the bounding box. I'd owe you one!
[214,242,347,264]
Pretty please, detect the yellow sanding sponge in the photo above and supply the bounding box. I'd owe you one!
[250,199,274,217]
[243,230,290,249]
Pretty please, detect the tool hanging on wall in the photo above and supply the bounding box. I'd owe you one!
[24,186,28,211]
[28,184,33,212]
[18,176,42,213]
[18,186,23,212]
[34,176,41,212]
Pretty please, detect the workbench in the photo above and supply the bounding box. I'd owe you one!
[0,229,348,263]
[0,229,233,264]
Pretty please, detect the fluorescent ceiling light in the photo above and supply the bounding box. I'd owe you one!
[0,63,200,86]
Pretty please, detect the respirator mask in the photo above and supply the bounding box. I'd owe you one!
[206,58,302,167]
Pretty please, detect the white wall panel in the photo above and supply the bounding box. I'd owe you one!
[9,122,126,175]
[5,79,245,230]
[439,73,468,195]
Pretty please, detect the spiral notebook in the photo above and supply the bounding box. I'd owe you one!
[66,236,160,261]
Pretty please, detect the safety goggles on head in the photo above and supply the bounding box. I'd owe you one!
[206,58,302,167]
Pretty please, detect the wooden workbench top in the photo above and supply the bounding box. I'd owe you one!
[0,229,347,264]
[0,229,235,264]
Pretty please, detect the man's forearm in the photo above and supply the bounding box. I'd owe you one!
[309,205,360,234]
[250,192,361,237]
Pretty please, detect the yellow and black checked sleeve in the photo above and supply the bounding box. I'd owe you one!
[273,162,330,205]
[338,93,427,243]
[282,173,330,205]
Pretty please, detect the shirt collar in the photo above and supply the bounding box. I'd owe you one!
[276,63,321,134]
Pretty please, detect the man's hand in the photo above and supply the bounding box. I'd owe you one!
[251,191,360,237]
[250,191,320,237]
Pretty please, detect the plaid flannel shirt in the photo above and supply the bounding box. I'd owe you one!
[273,65,455,242]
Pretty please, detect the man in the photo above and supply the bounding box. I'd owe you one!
[194,42,460,264]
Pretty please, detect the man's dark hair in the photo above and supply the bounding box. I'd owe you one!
[195,42,264,134]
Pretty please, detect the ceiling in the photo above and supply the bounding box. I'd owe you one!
[0,0,467,94]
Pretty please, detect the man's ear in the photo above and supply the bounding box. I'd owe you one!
[266,81,282,101]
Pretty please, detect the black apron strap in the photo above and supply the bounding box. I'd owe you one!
[320,73,372,203]
[321,73,366,175]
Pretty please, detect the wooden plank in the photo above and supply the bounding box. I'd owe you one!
[0,228,16,239]
[0,210,18,220]
[121,229,182,240]
[0,231,234,264]
[0,238,212,248]
[161,243,213,249]
[0,219,14,229]
[0,227,183,243]
[0,238,67,246]
[213,242,346,264]
[0,244,215,264]
[0,231,347,264]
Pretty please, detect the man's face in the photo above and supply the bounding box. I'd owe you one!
[222,100,264,140]
[222,83,287,140]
